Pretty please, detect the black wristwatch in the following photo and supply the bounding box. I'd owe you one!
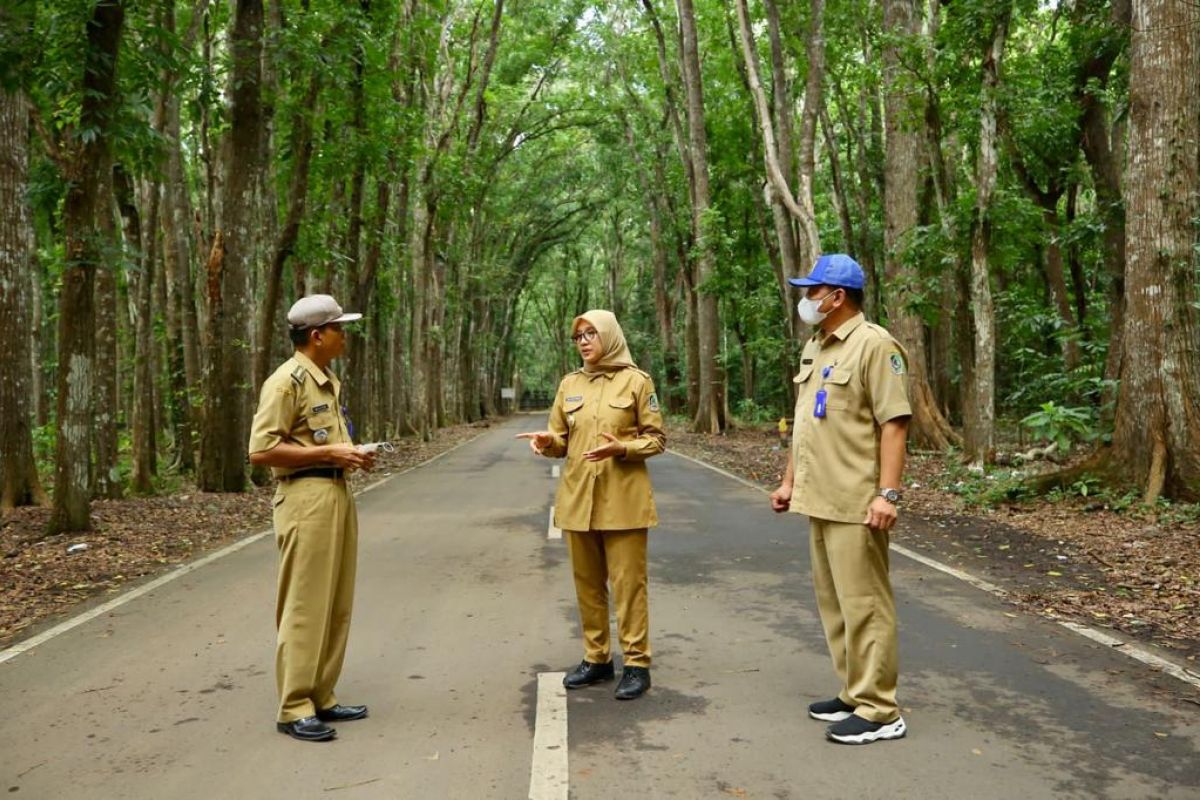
[877,488,902,504]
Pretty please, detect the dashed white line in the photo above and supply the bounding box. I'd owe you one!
[547,507,561,540]
[528,672,568,800]
[667,449,1200,691]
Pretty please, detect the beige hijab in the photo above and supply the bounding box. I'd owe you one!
[573,309,637,373]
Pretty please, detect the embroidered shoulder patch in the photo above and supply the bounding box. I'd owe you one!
[648,393,660,412]
[889,353,906,375]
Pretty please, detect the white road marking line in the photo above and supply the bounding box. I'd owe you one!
[0,530,270,666]
[0,431,489,667]
[551,464,561,478]
[890,543,1005,595]
[1057,621,1200,688]
[547,507,561,540]
[667,449,1200,691]
[529,672,568,800]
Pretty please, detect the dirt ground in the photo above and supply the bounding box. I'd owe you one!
[0,423,487,648]
[667,423,1200,675]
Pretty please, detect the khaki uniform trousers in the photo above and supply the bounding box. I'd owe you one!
[273,476,358,723]
[565,529,651,668]
[808,517,898,723]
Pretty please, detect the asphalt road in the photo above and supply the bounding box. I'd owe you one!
[2,416,1197,799]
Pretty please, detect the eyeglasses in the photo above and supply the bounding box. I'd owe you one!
[571,329,599,343]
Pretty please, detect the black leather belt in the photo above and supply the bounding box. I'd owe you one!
[281,467,344,481]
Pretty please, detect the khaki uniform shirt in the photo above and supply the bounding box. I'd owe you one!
[248,352,352,478]
[543,367,666,531]
[790,313,912,523]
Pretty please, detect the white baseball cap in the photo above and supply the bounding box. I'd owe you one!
[286,294,363,329]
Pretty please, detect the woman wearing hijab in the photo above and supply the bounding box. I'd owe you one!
[516,310,666,700]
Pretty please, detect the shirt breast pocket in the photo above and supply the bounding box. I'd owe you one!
[824,369,853,411]
[563,400,584,424]
[303,411,337,440]
[607,397,635,432]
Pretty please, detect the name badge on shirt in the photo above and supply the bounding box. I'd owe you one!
[814,364,833,418]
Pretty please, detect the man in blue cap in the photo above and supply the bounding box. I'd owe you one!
[769,254,913,745]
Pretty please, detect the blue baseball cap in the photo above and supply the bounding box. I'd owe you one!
[787,253,865,289]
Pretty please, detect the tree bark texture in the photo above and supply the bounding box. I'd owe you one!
[677,0,724,433]
[1075,0,1129,425]
[0,89,48,511]
[200,0,263,492]
[1111,0,1200,501]
[254,71,321,398]
[963,4,1010,466]
[114,163,160,493]
[50,0,125,531]
[882,0,957,450]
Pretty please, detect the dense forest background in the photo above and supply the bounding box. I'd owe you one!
[0,0,1197,533]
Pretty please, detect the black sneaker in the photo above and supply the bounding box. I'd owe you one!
[825,714,907,745]
[807,697,855,722]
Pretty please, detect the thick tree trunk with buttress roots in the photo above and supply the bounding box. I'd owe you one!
[1108,0,1200,501]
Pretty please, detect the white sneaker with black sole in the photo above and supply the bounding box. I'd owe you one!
[807,697,855,722]
[825,714,907,745]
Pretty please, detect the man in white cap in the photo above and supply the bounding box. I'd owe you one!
[248,294,374,742]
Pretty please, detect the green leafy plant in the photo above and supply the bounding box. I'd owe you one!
[1020,402,1096,452]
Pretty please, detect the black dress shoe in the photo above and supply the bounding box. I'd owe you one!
[316,704,369,722]
[562,660,615,689]
[615,666,651,700]
[276,716,336,742]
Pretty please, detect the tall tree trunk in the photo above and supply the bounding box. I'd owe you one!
[254,72,321,397]
[199,0,263,492]
[963,4,1010,466]
[162,88,200,471]
[625,124,679,410]
[343,13,369,438]
[732,0,823,273]
[120,165,160,492]
[762,0,799,284]
[1036,195,1081,370]
[1109,0,1200,501]
[677,0,724,433]
[923,0,961,420]
[31,242,47,428]
[1075,0,1130,425]
[93,205,121,500]
[882,0,957,450]
[50,0,125,533]
[0,89,48,511]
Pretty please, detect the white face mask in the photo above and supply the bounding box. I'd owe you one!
[797,291,838,326]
